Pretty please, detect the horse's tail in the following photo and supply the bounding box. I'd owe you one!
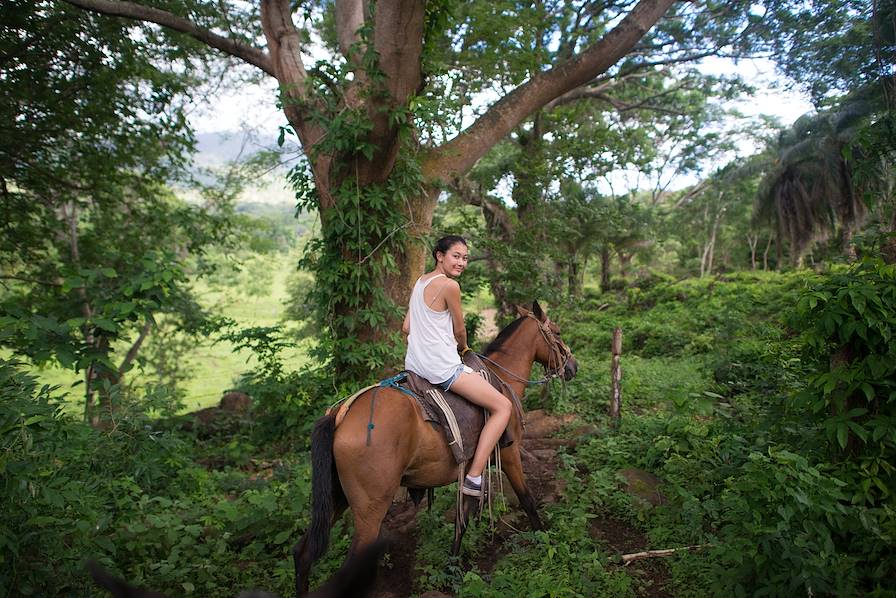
[308,412,341,563]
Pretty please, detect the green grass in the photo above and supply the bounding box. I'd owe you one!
[16,251,311,413]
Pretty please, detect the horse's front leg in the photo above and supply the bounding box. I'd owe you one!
[501,445,544,530]
[451,494,477,555]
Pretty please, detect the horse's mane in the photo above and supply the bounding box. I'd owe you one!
[483,316,525,356]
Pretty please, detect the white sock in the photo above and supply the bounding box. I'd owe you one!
[466,474,482,484]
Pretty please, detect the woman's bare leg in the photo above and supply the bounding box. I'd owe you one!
[448,372,511,477]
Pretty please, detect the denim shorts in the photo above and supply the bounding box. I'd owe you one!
[437,364,474,391]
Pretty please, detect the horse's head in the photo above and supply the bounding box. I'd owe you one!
[518,301,578,381]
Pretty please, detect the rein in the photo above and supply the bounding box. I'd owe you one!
[476,313,572,387]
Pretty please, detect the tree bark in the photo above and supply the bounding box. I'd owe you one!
[600,246,611,292]
[610,327,622,430]
[618,251,632,280]
[700,202,723,277]
[567,254,581,297]
[62,0,678,377]
[747,233,758,270]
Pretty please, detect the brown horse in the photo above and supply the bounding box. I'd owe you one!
[293,301,578,595]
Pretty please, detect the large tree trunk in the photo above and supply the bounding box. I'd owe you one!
[61,0,679,379]
[600,246,612,293]
[567,253,581,297]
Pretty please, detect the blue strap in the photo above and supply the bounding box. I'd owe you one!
[366,373,417,446]
[366,387,378,446]
[379,371,418,399]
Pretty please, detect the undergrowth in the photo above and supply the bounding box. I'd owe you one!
[5,266,894,596]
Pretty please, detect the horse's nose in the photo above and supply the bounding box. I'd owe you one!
[564,357,578,380]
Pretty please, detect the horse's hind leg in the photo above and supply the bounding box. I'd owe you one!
[346,488,396,558]
[501,445,544,530]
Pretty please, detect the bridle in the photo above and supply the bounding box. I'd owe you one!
[476,312,573,387]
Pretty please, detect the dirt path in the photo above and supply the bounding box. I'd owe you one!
[369,410,670,597]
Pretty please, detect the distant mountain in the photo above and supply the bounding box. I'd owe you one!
[194,131,275,167]
[184,130,298,207]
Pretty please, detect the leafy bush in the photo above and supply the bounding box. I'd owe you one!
[555,268,896,595]
[0,358,319,597]
[794,258,896,465]
[221,326,344,445]
[0,359,194,595]
[712,448,894,595]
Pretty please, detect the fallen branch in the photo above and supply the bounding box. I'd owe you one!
[619,544,712,565]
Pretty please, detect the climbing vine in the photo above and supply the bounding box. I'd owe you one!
[283,13,428,382]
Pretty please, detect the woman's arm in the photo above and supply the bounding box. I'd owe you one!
[443,279,468,351]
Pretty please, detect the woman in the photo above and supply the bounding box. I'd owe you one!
[402,235,511,497]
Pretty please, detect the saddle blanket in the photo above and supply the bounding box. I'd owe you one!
[402,352,519,464]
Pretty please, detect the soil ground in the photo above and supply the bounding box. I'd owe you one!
[369,409,671,597]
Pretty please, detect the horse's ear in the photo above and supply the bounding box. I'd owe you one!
[532,300,546,321]
[515,304,529,318]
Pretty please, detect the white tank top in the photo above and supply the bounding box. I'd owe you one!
[404,274,461,384]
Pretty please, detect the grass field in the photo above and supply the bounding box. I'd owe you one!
[19,250,311,414]
[16,248,502,415]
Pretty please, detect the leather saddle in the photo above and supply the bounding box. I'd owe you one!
[402,352,519,464]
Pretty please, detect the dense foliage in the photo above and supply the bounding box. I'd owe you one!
[0,358,324,596]
[5,264,895,595]
[2,1,894,596]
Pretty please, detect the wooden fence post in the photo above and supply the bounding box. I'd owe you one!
[610,327,622,429]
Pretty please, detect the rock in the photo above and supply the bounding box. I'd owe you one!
[419,592,453,598]
[220,391,251,412]
[618,467,666,507]
[523,411,577,438]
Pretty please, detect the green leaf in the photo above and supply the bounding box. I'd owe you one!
[860,383,875,401]
[273,529,293,544]
[92,318,119,332]
[836,423,848,449]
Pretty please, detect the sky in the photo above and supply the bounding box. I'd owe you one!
[188,56,816,195]
[191,56,814,135]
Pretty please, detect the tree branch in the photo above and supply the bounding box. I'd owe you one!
[451,176,513,238]
[425,0,677,181]
[674,179,710,208]
[547,85,690,116]
[61,0,275,76]
[0,275,62,287]
[118,317,154,376]
[619,544,712,564]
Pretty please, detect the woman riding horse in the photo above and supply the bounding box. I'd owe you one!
[403,235,511,498]
[292,238,578,595]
